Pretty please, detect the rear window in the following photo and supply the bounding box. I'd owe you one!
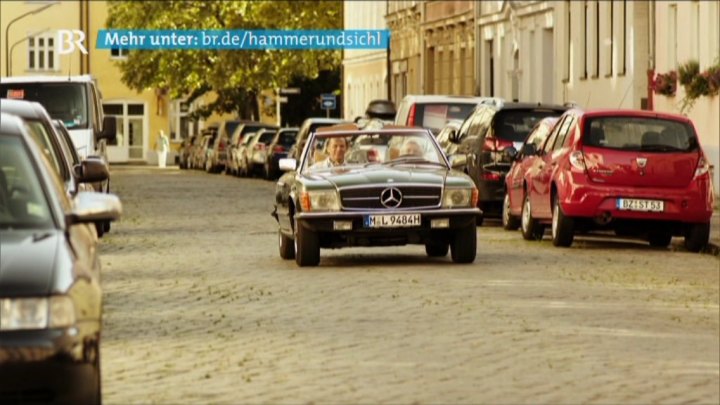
[583,117,698,152]
[279,131,298,146]
[258,132,276,144]
[414,103,476,133]
[494,110,564,142]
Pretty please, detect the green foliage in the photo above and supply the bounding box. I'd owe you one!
[653,71,677,97]
[106,0,342,118]
[678,60,699,86]
[677,59,720,113]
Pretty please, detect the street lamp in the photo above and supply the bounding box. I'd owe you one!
[5,2,58,76]
[9,28,50,77]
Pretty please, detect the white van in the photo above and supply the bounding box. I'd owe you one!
[394,95,500,135]
[1,75,116,163]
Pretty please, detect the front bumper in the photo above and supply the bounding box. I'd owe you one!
[295,208,481,247]
[0,328,96,403]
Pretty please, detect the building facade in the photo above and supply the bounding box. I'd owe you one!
[1,0,171,165]
[342,0,389,120]
[386,0,423,104]
[653,0,720,193]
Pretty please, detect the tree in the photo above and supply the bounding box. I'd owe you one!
[106,0,342,118]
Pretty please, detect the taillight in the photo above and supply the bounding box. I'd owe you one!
[694,155,710,178]
[367,149,378,162]
[482,172,502,181]
[254,143,266,151]
[569,151,586,172]
[219,140,226,151]
[273,145,285,153]
[407,104,416,126]
[482,137,513,152]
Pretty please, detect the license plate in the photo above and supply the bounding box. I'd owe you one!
[616,198,664,212]
[363,214,421,228]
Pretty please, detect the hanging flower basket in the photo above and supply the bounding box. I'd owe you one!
[653,71,677,97]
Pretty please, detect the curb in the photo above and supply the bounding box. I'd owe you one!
[703,242,720,257]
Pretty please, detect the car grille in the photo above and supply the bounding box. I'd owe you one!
[340,185,442,210]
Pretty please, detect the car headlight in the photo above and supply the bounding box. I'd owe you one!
[442,188,478,208]
[300,190,341,212]
[0,296,76,330]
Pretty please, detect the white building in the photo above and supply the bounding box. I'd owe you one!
[342,0,389,120]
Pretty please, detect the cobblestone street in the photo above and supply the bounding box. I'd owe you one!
[100,166,719,404]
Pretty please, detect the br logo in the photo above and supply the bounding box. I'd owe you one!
[57,30,88,55]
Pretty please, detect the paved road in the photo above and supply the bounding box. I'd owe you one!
[99,166,719,405]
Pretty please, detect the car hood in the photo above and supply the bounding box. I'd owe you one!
[302,165,473,189]
[0,229,62,297]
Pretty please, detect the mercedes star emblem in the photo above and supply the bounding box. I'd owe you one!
[380,187,403,208]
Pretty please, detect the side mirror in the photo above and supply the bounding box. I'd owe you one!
[73,158,109,183]
[278,158,297,172]
[449,130,460,144]
[503,146,518,161]
[521,143,537,157]
[65,191,122,226]
[98,116,117,141]
[447,154,467,169]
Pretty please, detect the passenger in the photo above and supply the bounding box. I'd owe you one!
[311,137,348,168]
[399,139,424,157]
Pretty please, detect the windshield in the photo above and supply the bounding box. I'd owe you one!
[303,130,446,173]
[23,119,65,179]
[0,135,54,229]
[1,83,88,130]
[278,131,298,147]
[583,116,698,152]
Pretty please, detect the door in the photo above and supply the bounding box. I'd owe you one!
[104,102,147,163]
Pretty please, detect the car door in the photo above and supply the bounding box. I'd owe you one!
[534,114,575,218]
[508,119,554,211]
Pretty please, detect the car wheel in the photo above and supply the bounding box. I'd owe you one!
[647,231,672,248]
[551,195,574,247]
[684,222,710,252]
[264,163,272,180]
[450,221,477,263]
[80,338,102,405]
[295,222,320,266]
[521,194,544,241]
[425,240,449,257]
[278,228,295,259]
[95,222,105,238]
[502,192,520,231]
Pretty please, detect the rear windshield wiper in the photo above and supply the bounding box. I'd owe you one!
[640,144,685,152]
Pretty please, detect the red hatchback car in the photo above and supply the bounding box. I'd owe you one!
[515,108,714,251]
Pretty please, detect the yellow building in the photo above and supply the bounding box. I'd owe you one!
[1,0,172,164]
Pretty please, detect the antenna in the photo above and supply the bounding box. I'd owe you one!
[585,92,591,108]
[618,81,633,108]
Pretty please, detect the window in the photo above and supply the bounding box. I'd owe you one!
[582,1,589,79]
[668,4,677,70]
[620,0,627,75]
[110,47,129,59]
[28,33,56,71]
[605,1,614,76]
[564,0,571,82]
[593,0,600,78]
[552,117,575,151]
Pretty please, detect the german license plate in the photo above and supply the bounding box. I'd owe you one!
[364,214,421,228]
[616,198,664,212]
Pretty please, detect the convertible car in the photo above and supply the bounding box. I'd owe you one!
[272,122,482,266]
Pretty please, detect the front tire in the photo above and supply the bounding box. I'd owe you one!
[278,228,295,259]
[502,192,520,230]
[551,195,574,247]
[451,220,477,263]
[684,222,709,252]
[521,194,544,241]
[295,223,320,266]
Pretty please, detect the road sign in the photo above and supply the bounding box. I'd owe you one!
[278,96,288,103]
[280,88,301,95]
[320,93,336,110]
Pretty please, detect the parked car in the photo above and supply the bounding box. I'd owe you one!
[228,122,278,175]
[240,129,277,177]
[502,116,560,230]
[192,130,215,171]
[178,135,197,170]
[394,95,499,135]
[234,132,257,177]
[1,99,110,236]
[0,112,121,403]
[264,127,299,180]
[518,108,714,251]
[288,118,348,161]
[207,120,243,173]
[272,123,482,266]
[450,101,569,221]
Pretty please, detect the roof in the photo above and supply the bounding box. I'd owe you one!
[579,108,692,122]
[0,98,45,119]
[399,95,498,104]
[1,74,95,84]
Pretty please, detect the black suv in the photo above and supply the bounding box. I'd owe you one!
[450,101,569,222]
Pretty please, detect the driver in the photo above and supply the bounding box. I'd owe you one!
[311,137,348,168]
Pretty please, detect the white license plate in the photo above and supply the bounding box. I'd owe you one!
[364,214,421,228]
[616,198,664,212]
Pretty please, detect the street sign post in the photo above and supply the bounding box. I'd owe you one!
[280,88,301,95]
[320,93,336,118]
